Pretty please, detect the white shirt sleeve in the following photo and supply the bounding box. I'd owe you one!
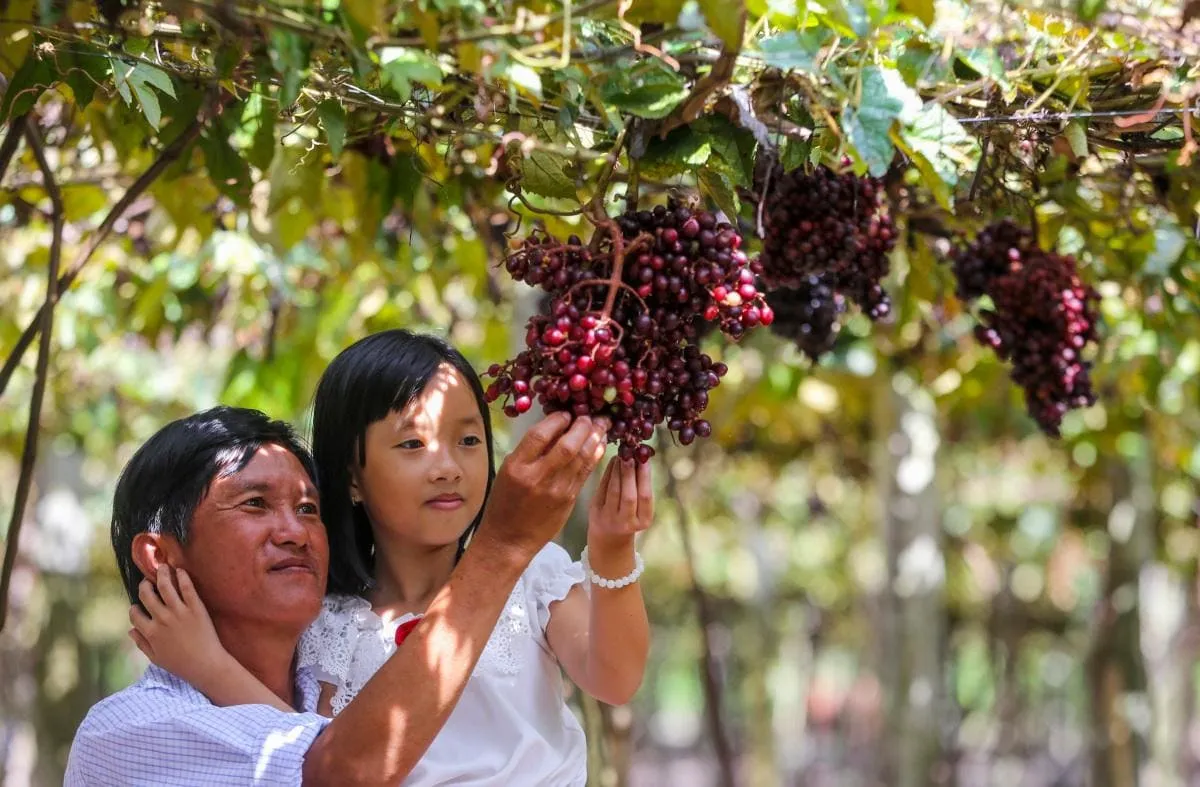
[64,691,328,786]
[525,542,586,633]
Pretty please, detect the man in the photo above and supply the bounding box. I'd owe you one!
[65,405,608,786]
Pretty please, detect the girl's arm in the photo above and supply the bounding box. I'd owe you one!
[547,456,652,706]
[129,564,296,713]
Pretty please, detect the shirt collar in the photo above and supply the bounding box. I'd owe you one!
[143,662,321,713]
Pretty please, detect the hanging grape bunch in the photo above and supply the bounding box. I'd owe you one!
[762,274,846,363]
[759,164,896,322]
[486,200,771,462]
[948,218,1034,301]
[949,221,1101,437]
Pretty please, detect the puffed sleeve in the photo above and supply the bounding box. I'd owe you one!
[525,542,587,632]
[296,594,367,688]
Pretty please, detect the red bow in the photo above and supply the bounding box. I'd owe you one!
[395,617,422,647]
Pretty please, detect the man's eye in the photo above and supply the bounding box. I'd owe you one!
[298,503,320,516]
[242,497,267,508]
[462,435,482,447]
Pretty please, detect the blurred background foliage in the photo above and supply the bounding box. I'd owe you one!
[1,0,1199,785]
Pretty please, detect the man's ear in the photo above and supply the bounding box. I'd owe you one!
[130,532,183,582]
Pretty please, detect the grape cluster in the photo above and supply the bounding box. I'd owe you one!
[760,165,896,320]
[951,221,1100,437]
[763,274,846,362]
[948,219,1033,301]
[486,200,769,461]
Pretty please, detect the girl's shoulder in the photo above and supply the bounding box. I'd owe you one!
[309,593,378,635]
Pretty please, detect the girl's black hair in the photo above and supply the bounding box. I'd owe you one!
[312,329,496,597]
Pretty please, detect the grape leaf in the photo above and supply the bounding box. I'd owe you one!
[600,62,688,119]
[698,167,739,221]
[843,67,920,176]
[0,51,54,122]
[698,0,745,49]
[640,126,713,180]
[380,48,443,101]
[757,31,824,72]
[317,100,346,158]
[521,150,577,201]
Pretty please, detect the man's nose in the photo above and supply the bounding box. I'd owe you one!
[272,508,311,547]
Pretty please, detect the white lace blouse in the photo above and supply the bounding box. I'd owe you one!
[296,542,589,786]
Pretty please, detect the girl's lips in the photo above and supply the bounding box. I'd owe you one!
[425,496,464,510]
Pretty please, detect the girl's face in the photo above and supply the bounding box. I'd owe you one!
[351,363,490,549]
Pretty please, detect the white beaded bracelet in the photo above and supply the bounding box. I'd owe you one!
[580,547,645,589]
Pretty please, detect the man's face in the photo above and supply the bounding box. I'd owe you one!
[176,444,328,635]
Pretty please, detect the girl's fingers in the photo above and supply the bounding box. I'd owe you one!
[137,578,166,619]
[129,604,153,632]
[594,455,615,507]
[635,459,653,525]
[600,456,621,516]
[129,628,152,659]
[619,459,637,518]
[156,564,183,608]
[176,567,201,609]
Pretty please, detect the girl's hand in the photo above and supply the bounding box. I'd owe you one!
[586,456,653,553]
[129,565,234,687]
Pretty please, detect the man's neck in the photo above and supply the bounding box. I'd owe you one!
[213,618,302,709]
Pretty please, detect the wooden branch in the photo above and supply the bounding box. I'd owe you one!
[0,120,63,633]
[0,97,218,402]
[659,438,736,787]
[0,116,26,186]
[657,14,747,138]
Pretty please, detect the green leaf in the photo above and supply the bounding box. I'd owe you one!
[900,103,980,208]
[958,48,1012,92]
[623,0,686,23]
[317,100,346,158]
[380,48,443,101]
[132,63,176,99]
[843,67,920,176]
[600,62,688,119]
[640,126,713,180]
[757,31,824,72]
[129,80,162,130]
[201,130,252,207]
[694,115,756,188]
[1077,0,1105,21]
[269,30,311,106]
[111,61,177,130]
[898,0,935,24]
[61,48,110,109]
[698,167,739,221]
[499,61,542,98]
[1145,223,1187,276]
[520,150,577,201]
[698,0,744,49]
[1065,120,1089,158]
[0,51,54,122]
[245,89,277,171]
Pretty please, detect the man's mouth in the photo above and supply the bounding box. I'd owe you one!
[269,556,316,574]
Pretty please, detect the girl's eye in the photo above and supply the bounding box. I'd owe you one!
[462,435,482,447]
[397,439,423,450]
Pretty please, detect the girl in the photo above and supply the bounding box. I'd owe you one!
[130,329,653,786]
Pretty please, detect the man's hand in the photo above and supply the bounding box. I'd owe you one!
[475,412,609,558]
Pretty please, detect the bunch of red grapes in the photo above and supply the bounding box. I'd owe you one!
[950,221,1100,437]
[486,200,771,462]
[759,165,896,361]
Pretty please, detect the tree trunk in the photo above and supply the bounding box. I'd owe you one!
[872,369,947,787]
[1086,455,1153,787]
